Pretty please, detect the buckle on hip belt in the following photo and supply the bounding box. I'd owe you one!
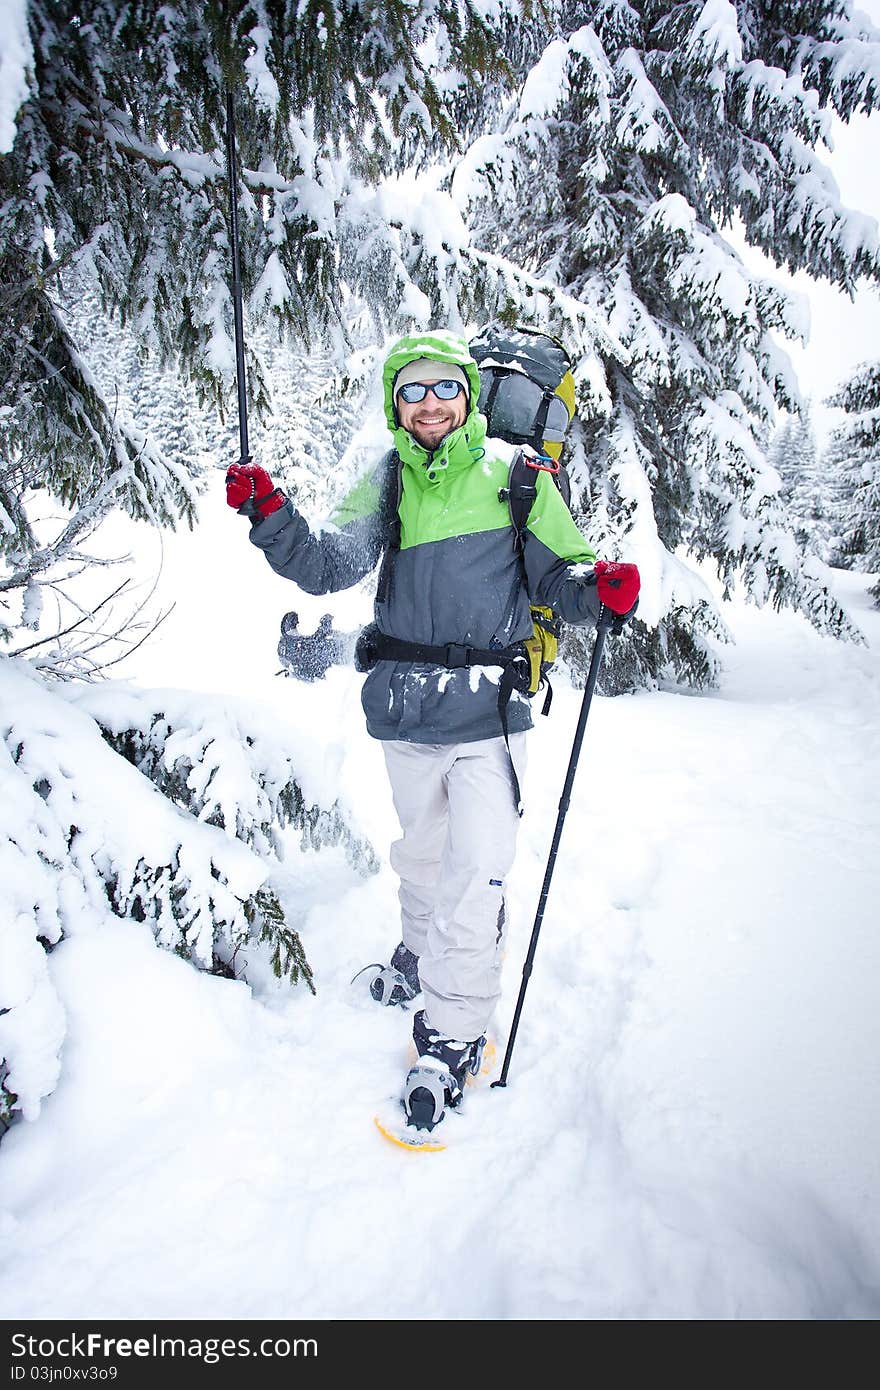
[444,643,470,669]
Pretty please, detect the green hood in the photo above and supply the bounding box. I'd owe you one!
[382,330,486,468]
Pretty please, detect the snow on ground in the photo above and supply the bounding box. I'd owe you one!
[1,499,879,1317]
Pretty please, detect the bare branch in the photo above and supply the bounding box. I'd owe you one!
[6,580,133,656]
[7,525,174,679]
[91,601,176,671]
[0,438,146,593]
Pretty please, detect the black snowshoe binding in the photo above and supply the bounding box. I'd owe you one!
[352,942,421,1008]
[404,1009,486,1133]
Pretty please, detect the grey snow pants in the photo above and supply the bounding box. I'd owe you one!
[382,734,527,1042]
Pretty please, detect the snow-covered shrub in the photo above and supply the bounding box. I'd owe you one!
[1,659,382,1134]
[66,683,380,870]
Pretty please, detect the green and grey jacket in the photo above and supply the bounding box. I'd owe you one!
[249,331,600,745]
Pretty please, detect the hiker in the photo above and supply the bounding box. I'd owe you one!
[226,329,639,1133]
[277,612,340,681]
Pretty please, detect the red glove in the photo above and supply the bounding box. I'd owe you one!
[594,560,640,616]
[225,462,286,520]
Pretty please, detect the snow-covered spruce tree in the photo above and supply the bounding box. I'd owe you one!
[453,0,880,689]
[825,358,880,599]
[2,1,625,635]
[0,0,524,654]
[2,0,633,683]
[769,402,835,557]
[64,277,357,519]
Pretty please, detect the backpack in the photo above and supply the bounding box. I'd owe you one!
[469,324,578,704]
[469,323,577,466]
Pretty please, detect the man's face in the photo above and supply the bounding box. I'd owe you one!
[396,378,468,452]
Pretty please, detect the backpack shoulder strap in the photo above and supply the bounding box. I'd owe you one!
[374,450,402,603]
[555,461,572,511]
[376,448,402,549]
[503,449,538,554]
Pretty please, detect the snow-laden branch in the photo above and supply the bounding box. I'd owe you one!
[2,659,384,1128]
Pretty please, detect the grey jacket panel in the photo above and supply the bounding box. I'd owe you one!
[248,500,383,595]
[363,664,535,743]
[364,526,537,743]
[374,528,533,649]
[524,529,603,627]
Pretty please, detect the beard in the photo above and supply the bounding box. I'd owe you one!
[410,425,449,450]
[407,414,465,451]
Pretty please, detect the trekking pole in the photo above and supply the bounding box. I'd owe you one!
[224,89,249,465]
[493,601,614,1089]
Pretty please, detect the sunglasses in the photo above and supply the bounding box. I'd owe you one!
[397,379,466,405]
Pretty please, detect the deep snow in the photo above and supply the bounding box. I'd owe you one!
[1,494,878,1318]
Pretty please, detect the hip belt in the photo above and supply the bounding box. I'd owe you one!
[354,624,531,814]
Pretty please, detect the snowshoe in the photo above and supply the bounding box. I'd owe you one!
[374,1019,491,1152]
[404,1011,487,1132]
[403,1057,461,1131]
[350,942,420,1008]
